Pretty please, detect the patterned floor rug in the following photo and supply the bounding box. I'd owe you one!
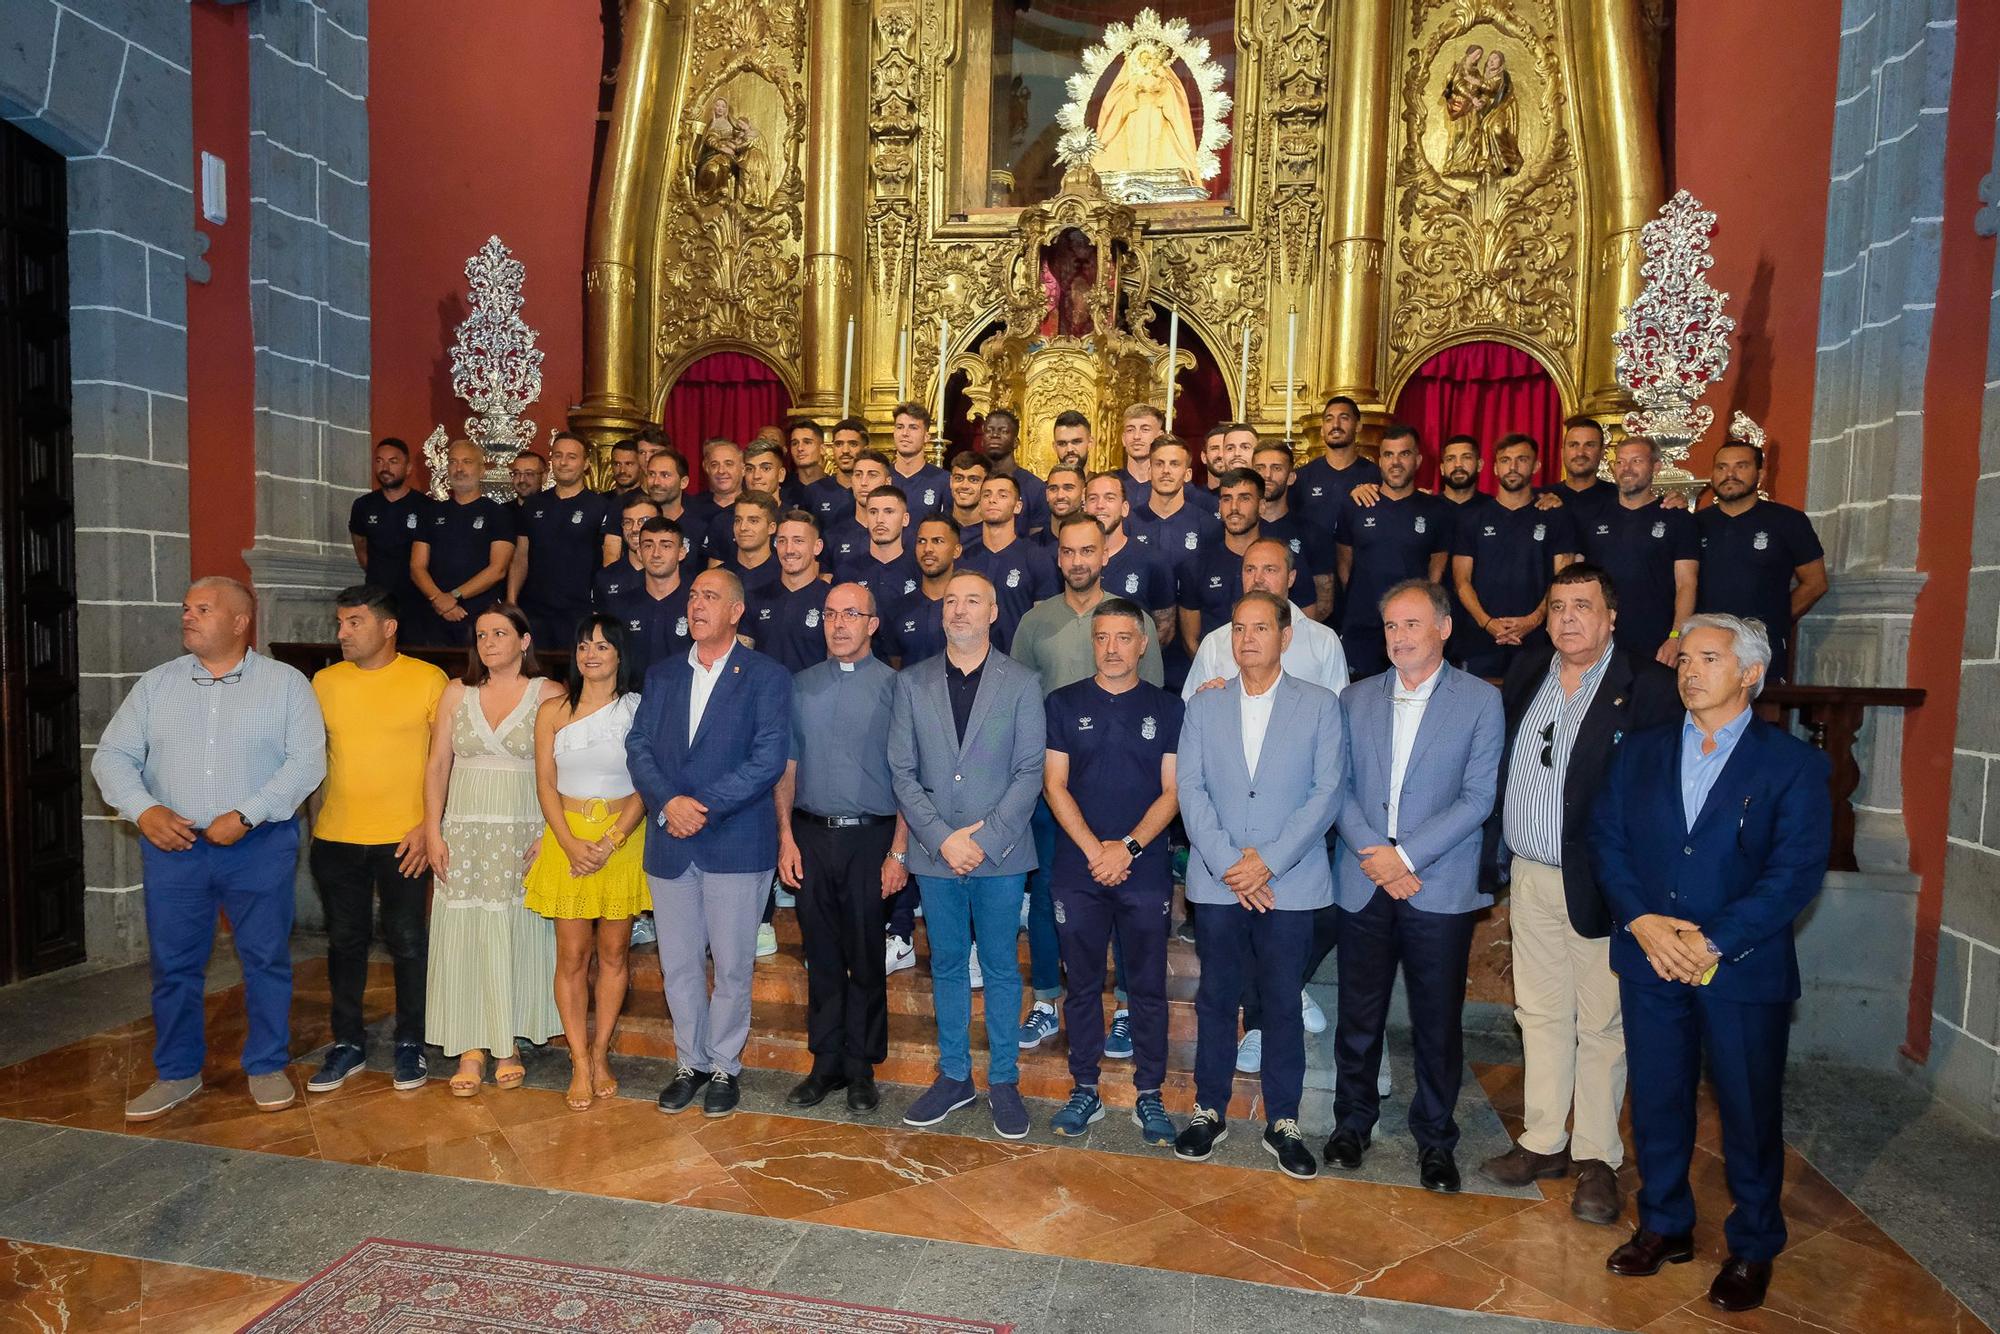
[241,1239,1012,1332]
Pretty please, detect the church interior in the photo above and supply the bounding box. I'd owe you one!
[1,0,1999,1330]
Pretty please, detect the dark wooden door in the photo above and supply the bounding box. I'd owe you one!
[0,121,83,981]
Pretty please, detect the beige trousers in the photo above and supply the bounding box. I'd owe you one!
[1509,854,1626,1166]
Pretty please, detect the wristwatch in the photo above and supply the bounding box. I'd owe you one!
[890,850,908,865]
[1121,835,1143,858]
[1700,933,1722,958]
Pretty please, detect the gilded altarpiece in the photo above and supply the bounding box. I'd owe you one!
[577,0,1663,458]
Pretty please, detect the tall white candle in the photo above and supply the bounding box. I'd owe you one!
[1238,321,1251,415]
[897,327,910,402]
[840,316,856,417]
[1284,305,1298,443]
[935,313,950,437]
[1164,307,1180,433]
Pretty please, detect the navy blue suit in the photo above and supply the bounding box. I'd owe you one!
[1591,715,1831,1261]
[626,646,793,878]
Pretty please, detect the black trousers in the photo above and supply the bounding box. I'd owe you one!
[1333,888,1477,1152]
[793,818,894,1077]
[308,839,430,1049]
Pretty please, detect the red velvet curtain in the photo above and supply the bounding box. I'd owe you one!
[1391,341,1565,492]
[659,351,793,494]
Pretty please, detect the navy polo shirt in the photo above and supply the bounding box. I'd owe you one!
[420,495,517,616]
[515,488,611,622]
[1258,510,1320,582]
[1334,491,1447,637]
[680,492,725,558]
[999,465,1050,536]
[959,535,1058,651]
[1129,501,1223,576]
[1695,499,1823,661]
[1578,498,1698,653]
[801,475,851,528]
[348,489,430,604]
[1177,538,1316,640]
[1293,452,1381,564]
[1101,538,1177,612]
[886,593,946,666]
[748,577,830,673]
[1450,497,1577,661]
[1044,679,1184,890]
[1121,473,1215,515]
[848,548,924,633]
[717,547,785,600]
[604,580,692,677]
[891,463,952,518]
[1545,479,1620,529]
[593,556,646,607]
[821,516,870,577]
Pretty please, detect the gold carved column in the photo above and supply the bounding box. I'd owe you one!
[800,0,869,418]
[575,0,683,445]
[1569,0,1664,418]
[1322,0,1393,417]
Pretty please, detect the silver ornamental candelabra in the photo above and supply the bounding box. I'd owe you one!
[1611,190,1736,503]
[451,235,544,482]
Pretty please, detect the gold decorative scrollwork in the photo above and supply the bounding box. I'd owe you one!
[1389,0,1579,357]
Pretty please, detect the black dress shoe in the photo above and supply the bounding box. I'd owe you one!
[1322,1127,1368,1170]
[1418,1146,1461,1193]
[786,1071,849,1107]
[1707,1256,1772,1312]
[1173,1107,1228,1161]
[1606,1228,1696,1277]
[1263,1121,1318,1180]
[656,1065,712,1113]
[845,1075,880,1113]
[1571,1160,1623,1226]
[701,1071,740,1118]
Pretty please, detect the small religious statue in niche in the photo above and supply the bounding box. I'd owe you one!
[1093,42,1203,192]
[1039,227,1105,338]
[692,96,768,204]
[1442,46,1521,181]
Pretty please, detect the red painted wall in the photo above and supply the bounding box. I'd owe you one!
[1667,0,1842,507]
[186,1,255,583]
[367,3,600,469]
[1901,9,2000,1059]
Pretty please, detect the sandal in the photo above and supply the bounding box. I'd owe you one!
[564,1070,594,1112]
[449,1054,484,1098]
[493,1057,527,1090]
[592,1058,618,1101]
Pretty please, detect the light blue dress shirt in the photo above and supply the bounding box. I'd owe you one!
[1679,705,1753,830]
[92,649,326,828]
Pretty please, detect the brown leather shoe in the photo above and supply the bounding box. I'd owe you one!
[1707,1256,1772,1311]
[1478,1142,1570,1188]
[1571,1159,1622,1226]
[1606,1227,1695,1277]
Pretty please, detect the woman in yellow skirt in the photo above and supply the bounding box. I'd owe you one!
[525,614,649,1111]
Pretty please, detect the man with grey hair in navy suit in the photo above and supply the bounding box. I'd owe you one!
[1329,577,1504,1193]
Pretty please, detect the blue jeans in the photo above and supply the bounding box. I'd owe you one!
[142,819,301,1080]
[917,873,1027,1084]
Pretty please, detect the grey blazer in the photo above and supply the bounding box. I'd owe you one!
[1333,663,1504,915]
[1177,673,1346,911]
[888,649,1046,878]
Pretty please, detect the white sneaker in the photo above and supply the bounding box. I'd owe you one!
[1377,1059,1393,1099]
[968,952,984,990]
[774,887,796,909]
[885,934,916,974]
[1235,1029,1263,1073]
[629,913,656,947]
[1301,989,1327,1035]
[756,923,778,958]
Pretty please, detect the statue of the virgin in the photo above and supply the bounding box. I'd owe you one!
[1091,41,1203,189]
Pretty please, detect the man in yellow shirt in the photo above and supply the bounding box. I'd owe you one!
[306,585,448,1093]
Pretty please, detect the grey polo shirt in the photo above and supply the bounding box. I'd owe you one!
[1009,592,1164,695]
[790,654,898,818]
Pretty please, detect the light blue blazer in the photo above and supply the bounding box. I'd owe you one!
[1333,664,1504,914]
[888,650,1045,878]
[1177,672,1346,911]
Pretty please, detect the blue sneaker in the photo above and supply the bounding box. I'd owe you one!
[903,1074,976,1127]
[1132,1090,1176,1147]
[1050,1085,1104,1137]
[391,1044,428,1091]
[306,1043,366,1093]
[1103,1010,1134,1060]
[989,1081,1030,1139]
[1018,1001,1060,1049]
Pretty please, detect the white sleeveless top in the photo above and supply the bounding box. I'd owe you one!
[552,694,640,800]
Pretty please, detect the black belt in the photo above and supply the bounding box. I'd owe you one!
[793,811,894,829]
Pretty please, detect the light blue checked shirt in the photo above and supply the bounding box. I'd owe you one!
[1680,704,1753,830]
[92,649,326,829]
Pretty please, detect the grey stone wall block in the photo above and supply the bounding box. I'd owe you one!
[1950,753,1987,845]
[1942,841,2000,949]
[103,45,191,187]
[1974,476,2000,569]
[256,470,324,545]
[0,0,59,121]
[1968,569,2000,664]
[69,306,185,395]
[1970,945,2000,1047]
[1936,927,1971,1026]
[78,672,137,740]
[1925,1019,1999,1134]
[319,306,368,377]
[324,231,368,316]
[75,528,158,604]
[323,368,367,434]
[153,532,190,599]
[254,283,321,363]
[81,813,144,892]
[255,347,324,423]
[69,379,152,459]
[317,85,365,182]
[37,10,125,156]
[77,598,181,677]
[320,164,366,243]
[258,406,321,482]
[251,202,327,299]
[67,229,148,311]
[1956,664,2000,757]
[73,454,188,535]
[318,15,365,99]
[145,246,186,328]
[68,156,190,255]
[250,0,318,68]
[252,133,319,222]
[322,430,369,491]
[82,888,147,964]
[149,393,188,466]
[59,0,189,70]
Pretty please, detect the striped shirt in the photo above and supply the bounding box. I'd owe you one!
[91,649,327,828]
[1501,643,1613,865]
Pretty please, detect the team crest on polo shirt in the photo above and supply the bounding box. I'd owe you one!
[1006,568,1021,588]
[1077,716,1093,730]
[1124,573,1141,594]
[1754,531,1769,550]
[1414,516,1426,534]
[406,514,417,529]
[675,617,688,635]
[1141,715,1157,740]
[473,516,485,530]
[1533,524,1547,542]
[1288,538,1302,553]
[571,511,584,524]
[923,489,937,507]
[1651,520,1666,539]
[903,579,917,595]
[1184,530,1199,550]
[805,607,820,628]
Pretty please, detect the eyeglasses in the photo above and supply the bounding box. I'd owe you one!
[824,608,873,624]
[1538,721,1556,768]
[193,669,244,687]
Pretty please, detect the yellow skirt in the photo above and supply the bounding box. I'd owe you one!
[523,806,651,921]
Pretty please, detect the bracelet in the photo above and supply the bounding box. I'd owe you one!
[605,827,628,850]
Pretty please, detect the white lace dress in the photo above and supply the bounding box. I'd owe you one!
[423,683,560,1057]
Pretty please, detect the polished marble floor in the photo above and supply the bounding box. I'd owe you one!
[0,956,1989,1333]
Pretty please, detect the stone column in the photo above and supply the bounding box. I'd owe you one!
[799,0,869,419]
